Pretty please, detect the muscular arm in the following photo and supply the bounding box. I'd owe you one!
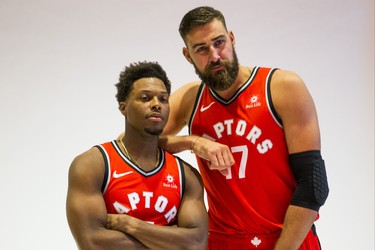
[162,81,200,135]
[107,162,208,250]
[271,70,321,249]
[66,148,147,249]
[159,81,234,171]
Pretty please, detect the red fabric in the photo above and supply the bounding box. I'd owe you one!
[99,141,184,225]
[190,67,302,234]
[207,228,320,249]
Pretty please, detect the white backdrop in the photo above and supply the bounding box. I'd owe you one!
[0,0,373,249]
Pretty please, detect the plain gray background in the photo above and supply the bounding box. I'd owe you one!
[0,0,373,249]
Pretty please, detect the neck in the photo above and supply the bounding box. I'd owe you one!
[120,133,160,170]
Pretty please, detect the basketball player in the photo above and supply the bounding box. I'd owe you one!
[159,6,329,249]
[66,61,208,249]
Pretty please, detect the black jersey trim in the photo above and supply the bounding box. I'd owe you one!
[188,83,205,135]
[266,68,283,127]
[175,156,186,199]
[112,140,165,177]
[95,145,110,193]
[208,66,259,105]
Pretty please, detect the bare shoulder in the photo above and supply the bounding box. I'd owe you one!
[271,69,313,111]
[271,69,306,90]
[173,81,201,95]
[171,81,201,109]
[165,81,201,134]
[270,69,320,152]
[68,147,105,189]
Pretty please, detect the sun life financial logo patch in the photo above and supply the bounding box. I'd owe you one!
[246,95,261,109]
[163,174,177,189]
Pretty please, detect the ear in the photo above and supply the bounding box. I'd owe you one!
[182,47,193,64]
[229,31,236,46]
[119,102,127,116]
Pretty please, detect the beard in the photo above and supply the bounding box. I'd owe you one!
[193,47,240,91]
[144,128,163,136]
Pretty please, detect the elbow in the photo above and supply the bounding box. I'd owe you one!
[289,150,329,212]
[194,239,208,250]
[73,234,107,250]
[184,232,208,250]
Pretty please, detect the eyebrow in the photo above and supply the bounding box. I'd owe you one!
[191,34,226,50]
[138,90,169,95]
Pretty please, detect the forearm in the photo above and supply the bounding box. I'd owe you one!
[159,135,198,154]
[274,205,317,250]
[109,215,206,250]
[74,226,148,250]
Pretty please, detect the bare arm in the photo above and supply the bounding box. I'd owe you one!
[271,70,321,249]
[159,81,234,171]
[162,81,200,135]
[107,162,208,250]
[66,148,147,249]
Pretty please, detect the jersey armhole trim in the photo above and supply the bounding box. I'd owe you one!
[176,157,186,199]
[266,68,283,127]
[188,83,205,135]
[94,145,110,194]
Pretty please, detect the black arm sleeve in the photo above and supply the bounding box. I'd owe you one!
[289,150,329,211]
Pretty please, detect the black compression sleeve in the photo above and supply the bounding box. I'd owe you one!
[289,150,329,211]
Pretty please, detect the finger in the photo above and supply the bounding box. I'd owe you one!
[216,151,226,169]
[215,147,234,169]
[208,154,219,170]
[207,162,228,176]
[223,149,235,167]
[219,169,229,176]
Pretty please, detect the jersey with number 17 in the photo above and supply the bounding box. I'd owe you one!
[189,67,296,234]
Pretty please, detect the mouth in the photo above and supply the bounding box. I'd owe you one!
[146,113,164,121]
[211,65,225,72]
[208,61,226,72]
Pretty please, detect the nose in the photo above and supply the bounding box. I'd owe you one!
[209,45,220,63]
[150,96,161,111]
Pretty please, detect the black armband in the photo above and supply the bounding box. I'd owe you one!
[289,150,329,211]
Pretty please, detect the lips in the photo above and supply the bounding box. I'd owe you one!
[146,113,164,121]
[212,65,225,72]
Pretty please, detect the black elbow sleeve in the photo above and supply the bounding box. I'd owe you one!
[289,150,329,211]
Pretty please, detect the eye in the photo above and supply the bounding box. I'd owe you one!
[160,95,169,103]
[214,39,225,48]
[195,46,208,54]
[140,94,150,102]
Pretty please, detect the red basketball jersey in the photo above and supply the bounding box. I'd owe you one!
[96,141,185,225]
[189,67,298,234]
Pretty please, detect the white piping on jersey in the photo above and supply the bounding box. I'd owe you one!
[97,144,111,194]
[176,159,184,198]
[112,140,165,177]
[208,67,259,105]
[189,66,283,133]
[189,84,204,135]
[189,67,258,133]
[265,68,283,128]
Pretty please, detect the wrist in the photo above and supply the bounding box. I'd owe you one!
[190,135,200,153]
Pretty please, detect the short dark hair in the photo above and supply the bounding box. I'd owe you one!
[178,6,227,42]
[115,61,171,104]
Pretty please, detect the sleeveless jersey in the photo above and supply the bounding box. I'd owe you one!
[96,141,185,225]
[189,67,298,234]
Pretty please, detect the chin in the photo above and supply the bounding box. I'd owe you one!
[145,128,163,136]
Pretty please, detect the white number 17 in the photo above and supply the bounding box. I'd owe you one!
[226,145,248,180]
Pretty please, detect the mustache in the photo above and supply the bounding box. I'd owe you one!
[206,60,224,70]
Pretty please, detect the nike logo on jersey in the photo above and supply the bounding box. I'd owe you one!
[113,170,133,178]
[200,102,215,112]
